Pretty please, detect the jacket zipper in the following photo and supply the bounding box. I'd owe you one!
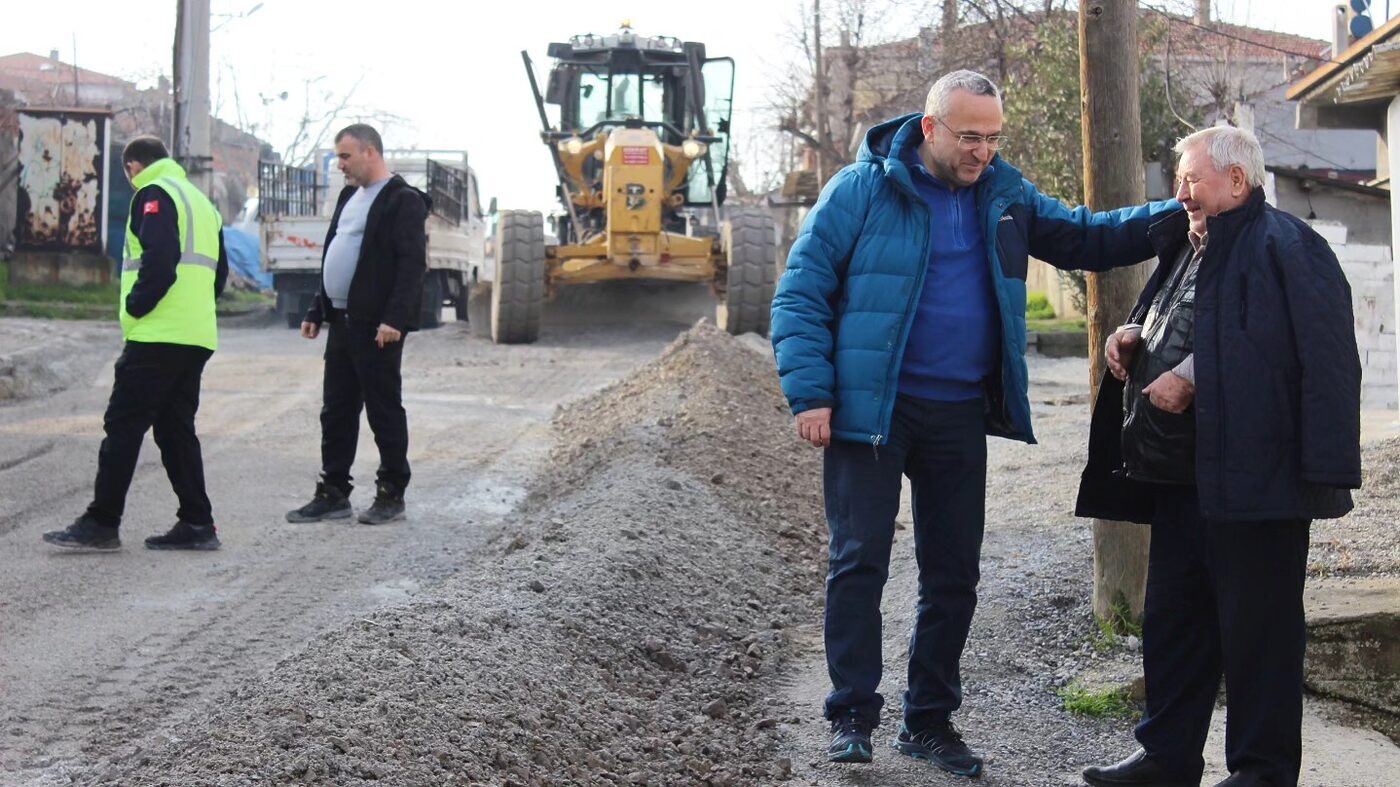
[874,173,934,450]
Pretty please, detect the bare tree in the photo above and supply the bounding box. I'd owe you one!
[773,0,933,185]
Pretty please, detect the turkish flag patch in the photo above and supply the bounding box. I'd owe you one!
[143,200,160,215]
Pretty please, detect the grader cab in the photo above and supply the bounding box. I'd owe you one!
[488,24,776,344]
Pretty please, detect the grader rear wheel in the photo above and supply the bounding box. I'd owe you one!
[716,209,776,336]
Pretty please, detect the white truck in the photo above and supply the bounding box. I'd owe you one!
[257,151,488,329]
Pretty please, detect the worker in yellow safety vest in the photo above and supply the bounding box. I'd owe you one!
[43,135,228,552]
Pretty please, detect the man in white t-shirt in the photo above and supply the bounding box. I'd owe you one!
[287,124,429,526]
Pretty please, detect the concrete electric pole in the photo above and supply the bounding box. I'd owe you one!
[1079,0,1153,625]
[172,0,213,194]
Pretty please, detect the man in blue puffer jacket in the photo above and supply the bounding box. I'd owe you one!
[770,70,1177,774]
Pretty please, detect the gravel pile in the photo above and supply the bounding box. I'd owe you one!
[1309,437,1400,577]
[0,319,116,403]
[88,322,828,786]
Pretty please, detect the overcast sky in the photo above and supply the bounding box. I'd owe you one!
[0,0,1371,213]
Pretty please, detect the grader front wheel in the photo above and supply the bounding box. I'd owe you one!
[490,210,546,344]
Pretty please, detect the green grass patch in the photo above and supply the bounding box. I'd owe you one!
[1,260,118,319]
[219,289,272,305]
[1088,596,1144,652]
[1026,291,1056,320]
[1027,318,1086,333]
[0,260,268,319]
[1058,682,1141,719]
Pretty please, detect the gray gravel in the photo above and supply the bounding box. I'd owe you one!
[22,323,1398,786]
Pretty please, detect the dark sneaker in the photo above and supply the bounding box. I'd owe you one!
[893,721,983,777]
[1083,748,1200,787]
[42,516,121,551]
[286,482,353,523]
[145,521,221,551]
[358,483,405,525]
[827,712,874,764]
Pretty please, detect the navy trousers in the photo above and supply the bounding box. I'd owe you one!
[320,316,411,496]
[822,395,986,730]
[1135,485,1310,787]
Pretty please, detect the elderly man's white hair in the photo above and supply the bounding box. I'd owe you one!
[1174,126,1266,188]
[924,70,1001,118]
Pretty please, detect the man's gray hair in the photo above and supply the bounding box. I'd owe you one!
[1174,126,1266,188]
[924,70,1001,118]
[335,123,383,155]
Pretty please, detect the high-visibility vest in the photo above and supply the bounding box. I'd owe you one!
[121,158,222,350]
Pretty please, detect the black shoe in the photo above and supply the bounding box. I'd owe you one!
[893,720,983,777]
[1082,749,1200,787]
[827,712,874,763]
[145,521,221,551]
[42,516,121,551]
[358,483,404,525]
[286,482,353,523]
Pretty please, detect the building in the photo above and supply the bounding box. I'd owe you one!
[0,50,267,262]
[1287,12,1400,409]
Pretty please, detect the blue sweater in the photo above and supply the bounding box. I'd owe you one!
[897,147,998,401]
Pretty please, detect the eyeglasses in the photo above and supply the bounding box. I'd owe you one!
[934,116,1009,151]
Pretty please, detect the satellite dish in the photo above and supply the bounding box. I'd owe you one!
[1351,14,1374,38]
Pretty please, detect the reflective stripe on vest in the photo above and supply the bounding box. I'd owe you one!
[121,160,221,351]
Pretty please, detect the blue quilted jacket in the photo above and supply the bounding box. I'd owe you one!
[771,113,1178,446]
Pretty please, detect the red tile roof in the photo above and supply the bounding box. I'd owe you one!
[0,52,133,92]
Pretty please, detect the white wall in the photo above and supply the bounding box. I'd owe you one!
[1314,221,1397,410]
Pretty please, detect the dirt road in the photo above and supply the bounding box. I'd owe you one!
[0,305,694,785]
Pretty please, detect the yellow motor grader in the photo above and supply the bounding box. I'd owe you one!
[486,24,776,344]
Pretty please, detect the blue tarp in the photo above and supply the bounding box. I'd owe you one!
[222,227,271,290]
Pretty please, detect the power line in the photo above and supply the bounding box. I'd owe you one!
[1138,2,1347,66]
[1253,124,1360,171]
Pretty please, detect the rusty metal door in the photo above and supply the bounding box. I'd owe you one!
[15,109,109,252]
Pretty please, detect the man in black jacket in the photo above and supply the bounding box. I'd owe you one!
[1077,127,1361,787]
[287,124,428,526]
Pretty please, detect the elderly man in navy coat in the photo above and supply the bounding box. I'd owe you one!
[1077,126,1361,787]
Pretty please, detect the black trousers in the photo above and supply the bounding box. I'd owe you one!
[821,395,986,730]
[86,341,214,528]
[1135,485,1310,787]
[320,317,410,496]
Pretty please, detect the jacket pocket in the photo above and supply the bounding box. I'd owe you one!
[995,210,1029,281]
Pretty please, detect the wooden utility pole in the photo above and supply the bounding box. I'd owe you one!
[813,0,829,184]
[1080,0,1152,624]
[941,0,960,69]
[173,0,213,193]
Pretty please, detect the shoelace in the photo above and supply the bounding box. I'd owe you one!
[912,723,966,752]
[833,715,871,736]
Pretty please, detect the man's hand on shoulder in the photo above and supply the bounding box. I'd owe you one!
[375,323,402,348]
[1105,324,1141,382]
[795,407,833,448]
[1143,371,1194,413]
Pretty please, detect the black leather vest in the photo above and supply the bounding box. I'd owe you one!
[1122,242,1199,484]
